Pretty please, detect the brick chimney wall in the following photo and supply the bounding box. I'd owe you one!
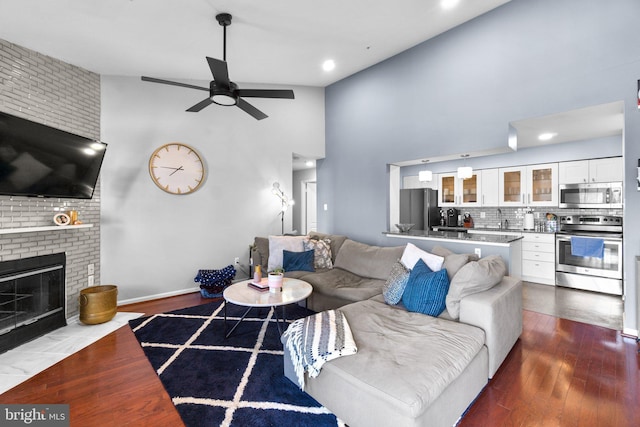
[0,39,101,317]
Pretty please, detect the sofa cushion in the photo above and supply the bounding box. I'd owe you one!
[300,268,386,303]
[400,243,444,271]
[303,238,333,269]
[430,245,473,281]
[333,239,404,280]
[382,260,410,305]
[268,235,306,271]
[402,259,450,317]
[299,298,485,419]
[283,249,315,272]
[446,255,507,319]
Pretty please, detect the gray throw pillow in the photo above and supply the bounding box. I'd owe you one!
[446,255,507,319]
[431,246,472,281]
[383,260,410,305]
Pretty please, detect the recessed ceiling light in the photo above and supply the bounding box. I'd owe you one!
[305,160,314,167]
[441,0,460,10]
[538,132,558,141]
[322,59,336,72]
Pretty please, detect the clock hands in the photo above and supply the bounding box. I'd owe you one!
[157,166,185,176]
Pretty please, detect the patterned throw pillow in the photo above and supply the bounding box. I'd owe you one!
[304,238,333,269]
[383,260,410,305]
[402,259,450,317]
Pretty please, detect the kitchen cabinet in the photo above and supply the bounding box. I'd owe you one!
[438,172,481,207]
[499,163,558,207]
[521,233,556,285]
[558,157,623,184]
[481,168,499,206]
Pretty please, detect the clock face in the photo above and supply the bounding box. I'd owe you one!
[148,143,205,194]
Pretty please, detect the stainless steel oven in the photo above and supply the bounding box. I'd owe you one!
[555,215,623,295]
[559,182,622,208]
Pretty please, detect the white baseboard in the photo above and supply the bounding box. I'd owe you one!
[117,286,200,306]
[622,327,638,338]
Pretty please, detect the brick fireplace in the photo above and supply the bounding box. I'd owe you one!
[0,39,101,319]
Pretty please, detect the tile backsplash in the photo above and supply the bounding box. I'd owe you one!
[454,206,623,230]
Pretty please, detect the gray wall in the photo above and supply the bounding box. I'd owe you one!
[100,76,324,302]
[320,0,640,332]
[0,39,101,317]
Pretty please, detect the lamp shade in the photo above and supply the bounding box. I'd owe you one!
[418,170,433,182]
[457,166,473,179]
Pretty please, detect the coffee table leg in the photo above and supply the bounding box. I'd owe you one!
[272,305,288,336]
[225,304,253,339]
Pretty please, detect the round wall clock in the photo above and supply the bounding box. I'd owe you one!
[148,143,205,195]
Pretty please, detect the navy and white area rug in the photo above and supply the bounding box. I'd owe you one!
[129,300,342,427]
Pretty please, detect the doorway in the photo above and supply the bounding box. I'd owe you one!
[305,181,317,234]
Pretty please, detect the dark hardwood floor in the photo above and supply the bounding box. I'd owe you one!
[1,292,638,427]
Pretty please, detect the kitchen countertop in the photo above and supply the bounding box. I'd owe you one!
[433,226,556,235]
[384,229,523,245]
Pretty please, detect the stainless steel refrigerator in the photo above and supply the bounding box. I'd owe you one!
[399,188,439,230]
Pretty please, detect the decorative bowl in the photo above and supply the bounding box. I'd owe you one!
[395,223,415,233]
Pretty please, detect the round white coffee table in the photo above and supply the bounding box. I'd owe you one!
[223,278,312,338]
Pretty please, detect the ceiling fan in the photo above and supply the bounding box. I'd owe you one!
[141,13,294,120]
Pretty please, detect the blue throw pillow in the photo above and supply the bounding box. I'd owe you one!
[282,249,315,272]
[402,259,450,316]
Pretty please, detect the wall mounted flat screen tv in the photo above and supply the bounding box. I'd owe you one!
[0,111,107,199]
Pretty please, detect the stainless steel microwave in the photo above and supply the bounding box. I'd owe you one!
[558,182,622,208]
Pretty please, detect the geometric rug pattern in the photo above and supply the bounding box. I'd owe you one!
[129,300,343,427]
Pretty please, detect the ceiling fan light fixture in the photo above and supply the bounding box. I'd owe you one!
[210,81,237,106]
[211,92,237,106]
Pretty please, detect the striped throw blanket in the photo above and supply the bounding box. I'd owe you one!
[283,309,357,390]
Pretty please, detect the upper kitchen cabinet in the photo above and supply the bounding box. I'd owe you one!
[499,163,558,207]
[481,168,499,206]
[558,157,623,184]
[438,172,481,207]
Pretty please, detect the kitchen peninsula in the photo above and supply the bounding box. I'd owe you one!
[383,229,523,277]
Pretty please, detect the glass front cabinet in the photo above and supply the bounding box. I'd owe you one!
[499,163,558,207]
[438,172,481,207]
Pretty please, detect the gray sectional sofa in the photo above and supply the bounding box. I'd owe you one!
[251,232,522,427]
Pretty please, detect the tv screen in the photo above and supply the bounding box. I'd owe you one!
[0,111,107,199]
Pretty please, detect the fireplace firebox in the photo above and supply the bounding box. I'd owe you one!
[0,253,66,354]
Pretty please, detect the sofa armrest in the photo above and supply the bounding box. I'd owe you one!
[459,276,522,378]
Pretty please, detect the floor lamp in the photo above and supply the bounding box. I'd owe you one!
[272,182,294,235]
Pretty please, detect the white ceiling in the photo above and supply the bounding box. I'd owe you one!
[0,0,511,87]
[4,0,621,170]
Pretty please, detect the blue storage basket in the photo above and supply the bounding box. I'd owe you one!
[194,265,236,298]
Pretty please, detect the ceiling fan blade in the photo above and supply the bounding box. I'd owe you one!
[206,57,230,87]
[186,98,215,112]
[237,98,268,120]
[141,76,208,91]
[236,89,295,99]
